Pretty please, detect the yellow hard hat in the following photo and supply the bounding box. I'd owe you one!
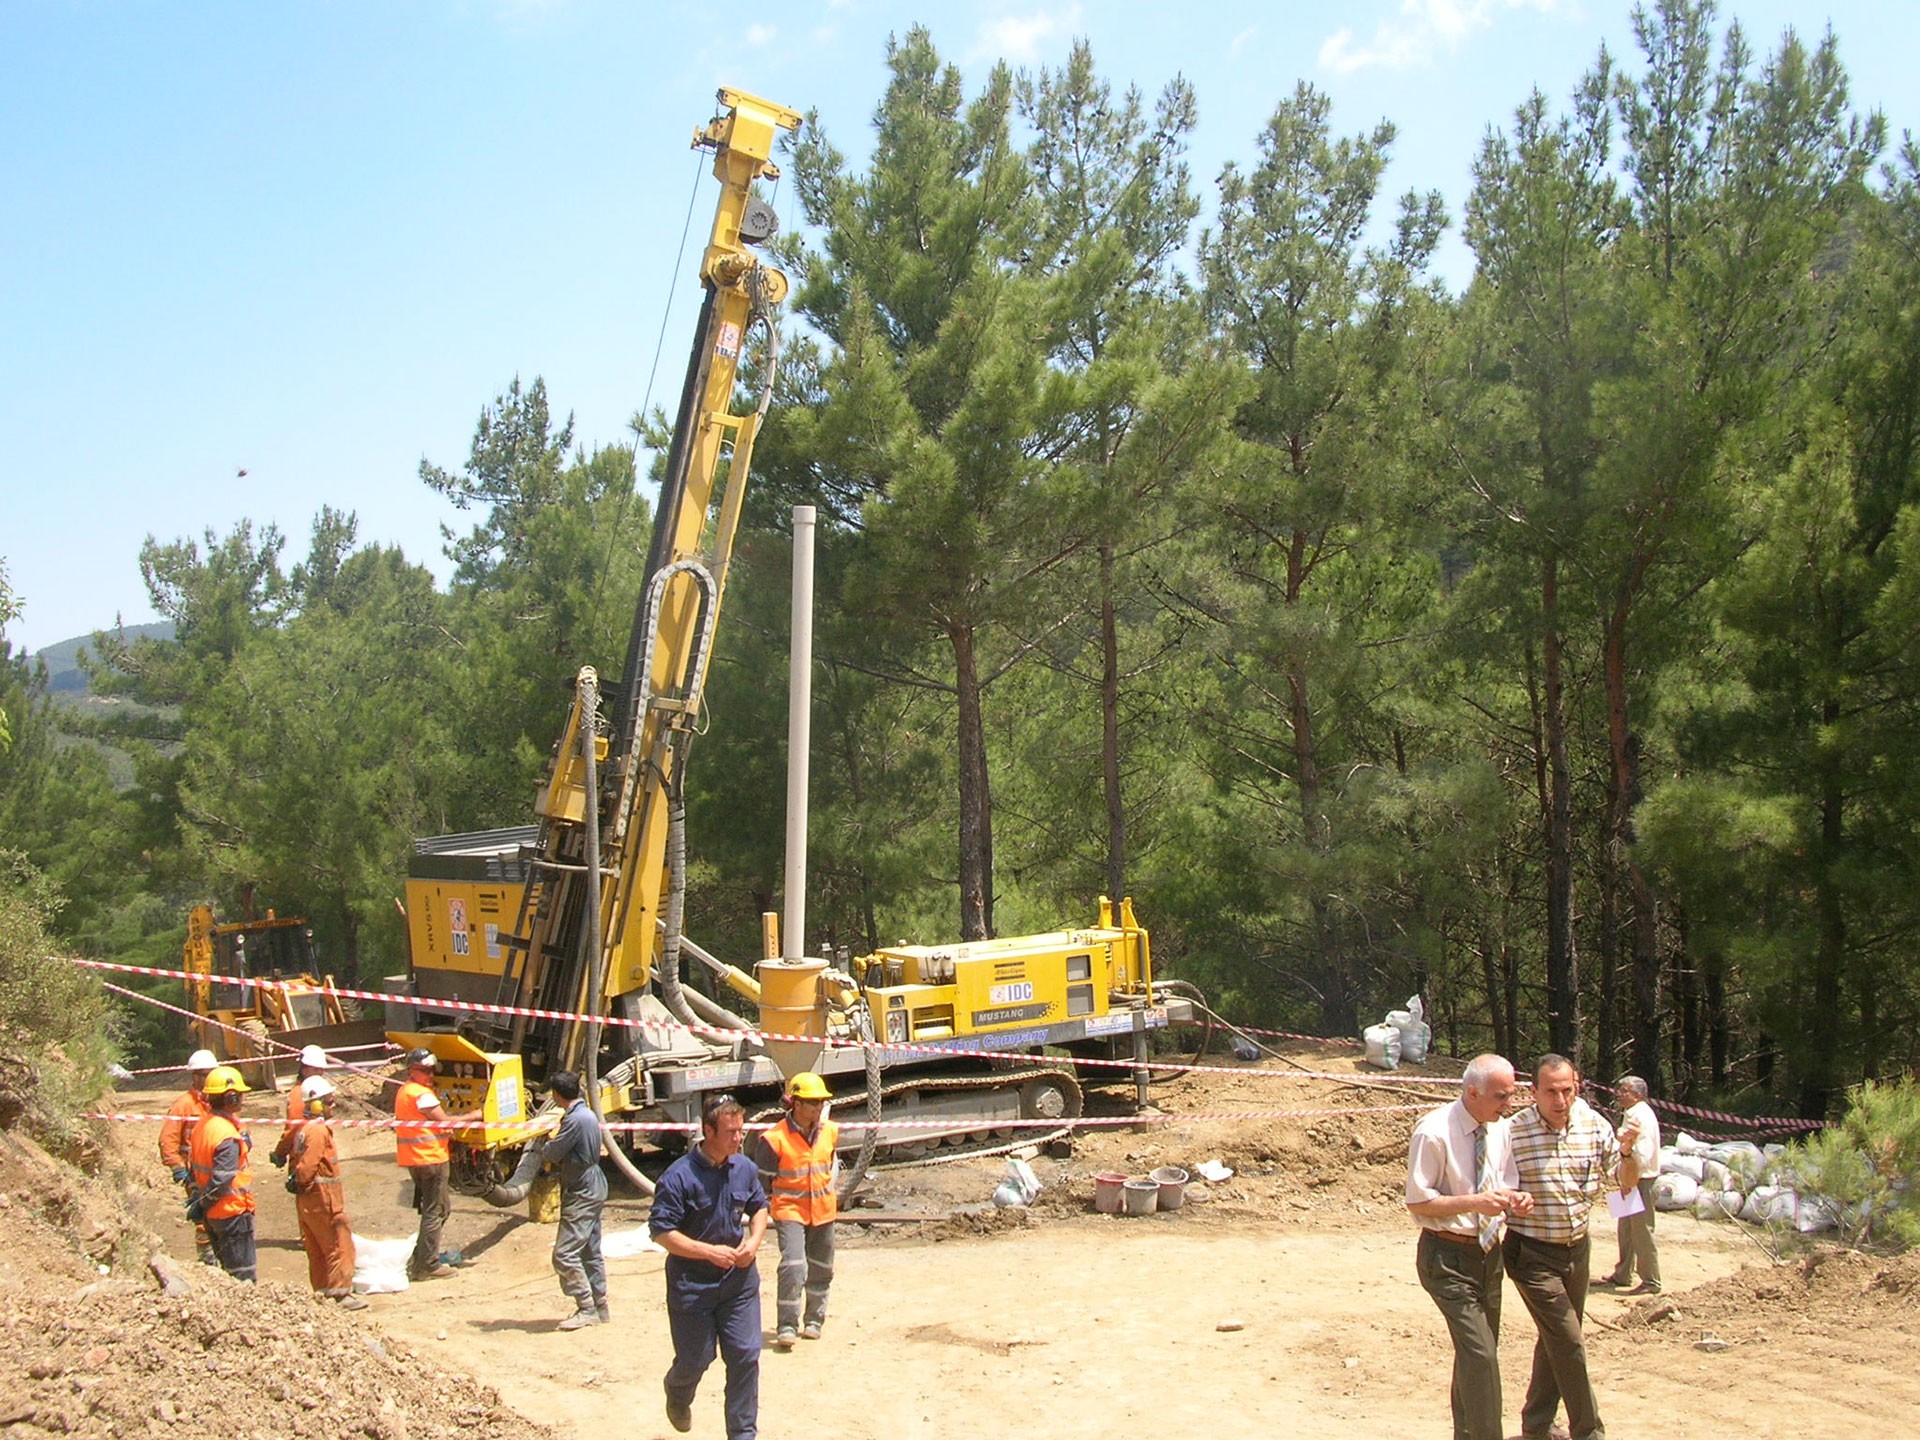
[786,1071,831,1101]
[203,1065,251,1096]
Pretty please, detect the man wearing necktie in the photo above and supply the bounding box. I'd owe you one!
[1407,1053,1534,1440]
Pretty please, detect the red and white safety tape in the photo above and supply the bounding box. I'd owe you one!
[88,1099,1433,1134]
[76,956,1464,1088]
[1645,1094,1825,1134]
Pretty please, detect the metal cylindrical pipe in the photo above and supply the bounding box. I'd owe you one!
[783,505,816,962]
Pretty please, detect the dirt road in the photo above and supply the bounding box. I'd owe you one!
[82,1044,1920,1440]
[190,1106,1915,1435]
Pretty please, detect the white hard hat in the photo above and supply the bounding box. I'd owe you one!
[187,1049,219,1072]
[299,1044,333,1069]
[300,1075,337,1102]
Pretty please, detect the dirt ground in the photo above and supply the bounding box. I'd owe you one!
[7,1042,1919,1439]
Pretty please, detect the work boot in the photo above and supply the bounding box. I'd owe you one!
[408,1262,456,1282]
[337,1294,369,1312]
[801,1320,823,1340]
[595,1299,611,1323]
[773,1327,797,1351]
[664,1389,692,1434]
[557,1307,602,1331]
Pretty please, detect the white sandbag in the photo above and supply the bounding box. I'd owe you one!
[1700,1159,1735,1193]
[1740,1186,1796,1224]
[1692,1190,1743,1222]
[993,1157,1043,1208]
[1652,1173,1699,1210]
[352,1232,415,1294]
[1724,1147,1771,1188]
[1663,1153,1708,1184]
[1656,1146,1683,1173]
[1674,1131,1710,1156]
[1793,1194,1840,1234]
[1395,996,1432,1065]
[1763,1143,1787,1160]
[1362,1023,1402,1071]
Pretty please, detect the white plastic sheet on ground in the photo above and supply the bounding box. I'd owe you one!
[602,1225,665,1259]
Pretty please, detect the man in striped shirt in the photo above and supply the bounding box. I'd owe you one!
[1505,1054,1643,1440]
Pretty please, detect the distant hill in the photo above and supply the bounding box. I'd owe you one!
[33,622,173,694]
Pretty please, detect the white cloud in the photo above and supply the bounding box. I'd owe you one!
[745,22,777,46]
[969,3,1084,65]
[1319,0,1570,76]
[1230,25,1260,56]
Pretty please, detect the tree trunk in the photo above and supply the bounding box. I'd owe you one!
[1673,911,1698,1100]
[1604,598,1662,1090]
[1597,825,1620,1080]
[1541,557,1579,1056]
[1099,541,1126,902]
[341,906,360,984]
[1703,947,1729,1093]
[1801,696,1846,1118]
[1286,528,1352,1037]
[950,619,994,941]
[1479,922,1508,1056]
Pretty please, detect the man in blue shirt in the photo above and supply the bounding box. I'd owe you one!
[650,1094,770,1439]
[542,1070,609,1331]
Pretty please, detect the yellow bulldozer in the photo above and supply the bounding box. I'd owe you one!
[182,903,386,1087]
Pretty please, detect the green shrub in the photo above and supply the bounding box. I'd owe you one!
[1785,1077,1920,1250]
[0,849,111,1152]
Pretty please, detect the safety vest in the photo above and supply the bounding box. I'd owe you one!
[159,1088,210,1169]
[395,1080,450,1167]
[763,1116,839,1225]
[188,1111,255,1220]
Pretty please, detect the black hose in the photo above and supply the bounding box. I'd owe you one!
[1148,979,1215,1082]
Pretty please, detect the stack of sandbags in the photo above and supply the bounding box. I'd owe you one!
[1650,1131,1832,1233]
[1361,995,1431,1070]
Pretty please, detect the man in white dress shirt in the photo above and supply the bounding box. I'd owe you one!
[1406,1053,1535,1440]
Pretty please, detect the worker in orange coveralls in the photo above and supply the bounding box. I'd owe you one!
[270,1044,336,1170]
[289,1074,367,1310]
[159,1048,218,1264]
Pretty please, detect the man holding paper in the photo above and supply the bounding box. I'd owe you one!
[1603,1075,1662,1295]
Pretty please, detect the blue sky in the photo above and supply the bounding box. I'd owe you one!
[3,0,1911,653]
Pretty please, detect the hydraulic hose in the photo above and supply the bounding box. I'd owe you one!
[483,1133,548,1208]
[575,669,656,1199]
[657,793,698,1028]
[834,1014,883,1202]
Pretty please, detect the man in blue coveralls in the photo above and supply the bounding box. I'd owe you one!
[650,1093,771,1439]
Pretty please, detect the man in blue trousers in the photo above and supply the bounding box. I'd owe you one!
[650,1093,770,1439]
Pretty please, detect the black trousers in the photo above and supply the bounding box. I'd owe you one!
[206,1211,257,1283]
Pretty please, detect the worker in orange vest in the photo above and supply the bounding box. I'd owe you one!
[750,1071,839,1349]
[271,1044,335,1170]
[395,1047,480,1281]
[159,1048,218,1265]
[186,1065,257,1281]
[289,1074,367,1309]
